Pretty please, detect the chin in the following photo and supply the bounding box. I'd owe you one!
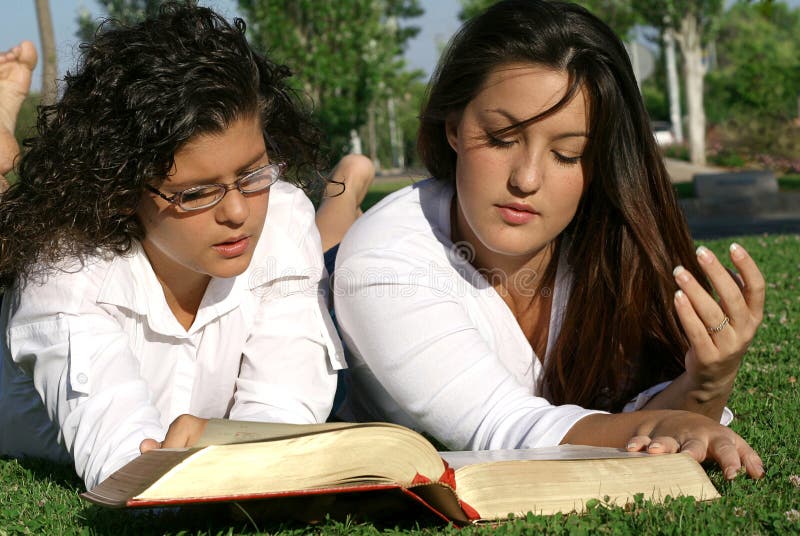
[208,256,253,279]
[479,231,548,259]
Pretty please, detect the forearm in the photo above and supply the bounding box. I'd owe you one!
[640,372,729,422]
[561,409,691,447]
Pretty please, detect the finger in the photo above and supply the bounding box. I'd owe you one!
[139,438,162,454]
[725,267,744,291]
[646,436,680,454]
[728,243,766,323]
[706,435,743,480]
[694,246,749,328]
[626,435,652,451]
[673,265,731,339]
[674,288,718,357]
[677,437,707,463]
[738,440,765,479]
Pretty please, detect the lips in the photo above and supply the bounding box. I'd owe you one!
[496,202,539,225]
[212,235,250,258]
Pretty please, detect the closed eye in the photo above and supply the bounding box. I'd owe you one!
[552,151,581,166]
[485,134,516,149]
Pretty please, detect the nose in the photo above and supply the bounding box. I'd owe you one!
[509,151,543,194]
[215,188,250,226]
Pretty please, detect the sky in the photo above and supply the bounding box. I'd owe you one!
[3,0,799,93]
[0,0,462,92]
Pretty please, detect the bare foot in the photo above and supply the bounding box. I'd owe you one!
[0,40,38,174]
[324,154,375,207]
[316,154,376,251]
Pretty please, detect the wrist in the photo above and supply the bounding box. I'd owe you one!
[678,371,735,405]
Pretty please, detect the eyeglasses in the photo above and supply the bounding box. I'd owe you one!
[146,161,286,211]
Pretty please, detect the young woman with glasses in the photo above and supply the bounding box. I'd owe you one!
[333,0,765,480]
[0,4,370,490]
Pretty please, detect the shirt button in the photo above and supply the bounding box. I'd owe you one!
[77,373,88,384]
[56,313,64,319]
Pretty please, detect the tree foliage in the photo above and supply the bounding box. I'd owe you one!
[238,0,423,159]
[706,0,800,123]
[458,0,639,37]
[76,0,164,43]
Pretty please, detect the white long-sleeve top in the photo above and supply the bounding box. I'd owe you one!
[0,180,345,490]
[333,178,727,452]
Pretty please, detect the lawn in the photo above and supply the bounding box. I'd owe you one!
[672,174,800,199]
[1,188,799,534]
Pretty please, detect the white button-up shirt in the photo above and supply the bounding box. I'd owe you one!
[333,179,729,453]
[0,181,345,490]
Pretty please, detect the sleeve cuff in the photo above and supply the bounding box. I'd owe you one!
[622,380,734,426]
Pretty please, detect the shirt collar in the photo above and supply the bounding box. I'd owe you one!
[95,242,245,337]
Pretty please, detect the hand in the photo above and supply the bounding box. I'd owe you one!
[672,243,765,403]
[139,414,209,454]
[626,411,764,480]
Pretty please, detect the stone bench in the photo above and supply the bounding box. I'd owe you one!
[692,170,778,199]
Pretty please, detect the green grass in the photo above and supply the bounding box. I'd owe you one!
[362,179,416,211]
[672,174,800,199]
[2,218,799,533]
[779,174,800,191]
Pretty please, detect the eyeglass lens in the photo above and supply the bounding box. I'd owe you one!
[178,164,280,210]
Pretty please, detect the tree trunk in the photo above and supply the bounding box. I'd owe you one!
[675,14,706,165]
[663,28,684,144]
[35,0,58,106]
[367,103,379,171]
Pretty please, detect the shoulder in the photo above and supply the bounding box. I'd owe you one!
[5,253,116,325]
[337,178,453,264]
[263,180,318,243]
[248,181,324,287]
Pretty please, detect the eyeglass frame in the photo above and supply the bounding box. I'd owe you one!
[145,161,286,212]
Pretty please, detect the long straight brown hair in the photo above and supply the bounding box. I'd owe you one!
[418,0,712,410]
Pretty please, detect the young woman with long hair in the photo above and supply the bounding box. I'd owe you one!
[333,0,765,479]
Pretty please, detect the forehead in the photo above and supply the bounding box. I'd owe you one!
[469,63,588,125]
[165,115,266,186]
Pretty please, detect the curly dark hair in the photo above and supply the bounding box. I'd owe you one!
[0,1,327,289]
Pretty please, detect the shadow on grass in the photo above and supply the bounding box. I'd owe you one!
[9,457,446,535]
[12,456,83,489]
[78,495,445,535]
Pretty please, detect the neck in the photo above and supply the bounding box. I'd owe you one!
[451,198,556,307]
[141,241,211,331]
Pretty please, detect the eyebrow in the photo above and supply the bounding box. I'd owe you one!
[485,108,588,140]
[170,149,269,188]
[237,149,269,175]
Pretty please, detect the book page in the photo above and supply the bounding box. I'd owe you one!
[195,419,411,447]
[134,425,447,502]
[450,452,720,520]
[439,445,646,470]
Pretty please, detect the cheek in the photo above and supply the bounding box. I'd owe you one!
[557,173,586,217]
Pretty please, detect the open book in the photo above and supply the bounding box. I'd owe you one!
[82,420,720,524]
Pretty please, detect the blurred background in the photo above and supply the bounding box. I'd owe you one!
[3,0,799,179]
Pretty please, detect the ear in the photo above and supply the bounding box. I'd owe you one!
[445,113,460,153]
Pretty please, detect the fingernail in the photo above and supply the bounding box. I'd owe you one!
[673,265,690,283]
[674,289,687,303]
[725,468,738,480]
[730,242,745,260]
[649,442,662,450]
[626,441,638,450]
[696,246,712,264]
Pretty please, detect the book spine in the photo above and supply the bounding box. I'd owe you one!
[438,461,481,522]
